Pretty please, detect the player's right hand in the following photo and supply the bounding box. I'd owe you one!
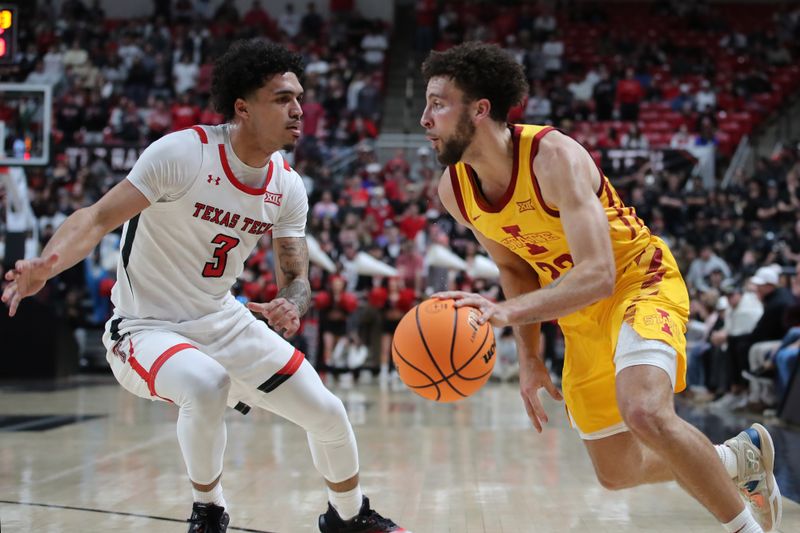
[1,254,59,317]
[519,356,563,433]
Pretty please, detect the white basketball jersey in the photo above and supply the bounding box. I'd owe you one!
[112,125,308,321]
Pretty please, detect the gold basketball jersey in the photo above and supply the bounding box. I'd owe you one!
[449,125,690,432]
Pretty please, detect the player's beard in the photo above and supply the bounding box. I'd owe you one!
[436,109,476,166]
[282,143,295,152]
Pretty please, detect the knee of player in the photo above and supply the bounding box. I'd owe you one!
[183,366,231,406]
[594,468,633,491]
[308,395,350,436]
[619,402,673,440]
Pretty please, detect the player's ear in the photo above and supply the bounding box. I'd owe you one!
[234,97,248,119]
[474,98,491,121]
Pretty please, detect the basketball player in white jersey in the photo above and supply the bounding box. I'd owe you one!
[2,39,407,533]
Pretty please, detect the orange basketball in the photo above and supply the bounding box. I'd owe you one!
[391,299,496,402]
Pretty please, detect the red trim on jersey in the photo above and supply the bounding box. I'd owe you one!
[282,156,291,171]
[595,166,605,196]
[191,126,208,144]
[529,126,560,217]
[448,165,471,223]
[466,125,522,213]
[264,160,275,188]
[149,343,196,399]
[278,349,304,376]
[128,357,150,388]
[603,178,616,208]
[218,144,271,195]
[127,342,197,403]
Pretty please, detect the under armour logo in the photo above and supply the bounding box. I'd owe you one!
[207,175,221,186]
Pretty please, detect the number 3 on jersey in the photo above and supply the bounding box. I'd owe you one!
[203,233,240,278]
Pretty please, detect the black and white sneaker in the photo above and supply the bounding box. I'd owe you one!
[186,502,230,533]
[318,496,410,533]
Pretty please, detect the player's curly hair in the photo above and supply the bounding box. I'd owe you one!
[421,42,529,122]
[211,39,304,121]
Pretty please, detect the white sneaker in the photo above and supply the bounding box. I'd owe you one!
[724,423,782,531]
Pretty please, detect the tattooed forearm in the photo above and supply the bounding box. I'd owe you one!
[278,278,311,316]
[275,237,311,316]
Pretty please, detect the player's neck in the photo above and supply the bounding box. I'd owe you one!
[461,124,514,191]
[228,123,275,168]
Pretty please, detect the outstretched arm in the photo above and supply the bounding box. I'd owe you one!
[247,236,311,337]
[2,180,150,316]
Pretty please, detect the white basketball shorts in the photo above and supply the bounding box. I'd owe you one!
[102,299,302,413]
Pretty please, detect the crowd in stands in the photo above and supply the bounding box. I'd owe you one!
[416,0,800,155]
[0,1,799,406]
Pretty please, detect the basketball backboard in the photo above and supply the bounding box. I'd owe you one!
[0,83,52,167]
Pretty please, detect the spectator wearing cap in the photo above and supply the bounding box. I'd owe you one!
[729,265,796,410]
[709,285,763,404]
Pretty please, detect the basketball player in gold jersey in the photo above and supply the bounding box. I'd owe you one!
[422,42,782,532]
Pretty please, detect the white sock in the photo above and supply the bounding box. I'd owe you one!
[722,506,762,532]
[715,444,738,479]
[328,485,363,521]
[193,482,227,510]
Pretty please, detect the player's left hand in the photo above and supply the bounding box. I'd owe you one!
[247,298,300,337]
[432,291,511,327]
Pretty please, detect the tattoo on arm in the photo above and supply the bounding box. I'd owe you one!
[276,237,311,316]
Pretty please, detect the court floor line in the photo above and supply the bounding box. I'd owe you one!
[34,432,174,485]
[0,500,276,533]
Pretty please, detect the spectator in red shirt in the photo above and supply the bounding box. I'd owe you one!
[342,175,370,210]
[170,92,201,131]
[301,88,325,138]
[348,114,378,141]
[398,202,426,241]
[395,239,425,294]
[616,67,645,121]
[364,187,395,238]
[383,149,410,176]
[199,99,225,125]
[243,0,276,35]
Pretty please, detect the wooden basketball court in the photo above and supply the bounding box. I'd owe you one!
[1,378,798,532]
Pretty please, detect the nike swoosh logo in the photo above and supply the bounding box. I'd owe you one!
[472,214,481,221]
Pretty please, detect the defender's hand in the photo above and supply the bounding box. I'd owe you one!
[519,357,563,433]
[247,298,300,337]
[2,254,59,317]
